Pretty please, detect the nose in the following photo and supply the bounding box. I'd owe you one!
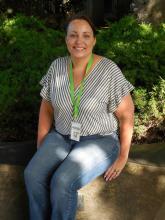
[75,35,83,44]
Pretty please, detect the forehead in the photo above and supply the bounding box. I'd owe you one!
[67,19,93,33]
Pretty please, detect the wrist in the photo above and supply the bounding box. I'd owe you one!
[37,133,47,148]
[118,153,129,161]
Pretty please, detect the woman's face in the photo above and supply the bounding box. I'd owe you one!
[66,19,96,59]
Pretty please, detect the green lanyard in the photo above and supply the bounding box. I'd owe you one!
[69,54,94,120]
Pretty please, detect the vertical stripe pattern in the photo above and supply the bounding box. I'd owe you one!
[40,56,134,136]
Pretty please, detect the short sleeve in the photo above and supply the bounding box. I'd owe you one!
[39,63,54,102]
[108,62,134,113]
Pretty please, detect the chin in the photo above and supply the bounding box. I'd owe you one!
[71,52,90,59]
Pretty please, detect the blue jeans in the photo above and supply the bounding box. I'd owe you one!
[24,130,120,220]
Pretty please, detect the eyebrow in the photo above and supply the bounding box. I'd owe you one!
[70,31,91,34]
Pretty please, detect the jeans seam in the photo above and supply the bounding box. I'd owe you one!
[65,145,119,219]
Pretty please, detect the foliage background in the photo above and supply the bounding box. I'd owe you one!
[0,14,165,143]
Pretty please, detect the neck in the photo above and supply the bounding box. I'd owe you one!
[71,54,92,70]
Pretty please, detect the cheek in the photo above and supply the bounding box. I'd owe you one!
[87,38,95,46]
[66,39,75,48]
[66,37,72,44]
[66,42,73,52]
[88,41,95,49]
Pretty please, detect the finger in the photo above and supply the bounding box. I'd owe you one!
[110,171,120,180]
[105,166,120,177]
[104,165,115,178]
[105,170,117,181]
[105,172,116,181]
[109,170,121,181]
[104,168,113,178]
[105,169,121,181]
[104,169,114,180]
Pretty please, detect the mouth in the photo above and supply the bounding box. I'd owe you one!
[73,47,85,51]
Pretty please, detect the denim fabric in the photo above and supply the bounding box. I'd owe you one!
[24,130,120,220]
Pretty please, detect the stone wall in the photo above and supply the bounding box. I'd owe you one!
[131,0,165,24]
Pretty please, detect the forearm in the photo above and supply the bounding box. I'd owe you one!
[104,115,134,182]
[115,94,134,159]
[104,94,134,181]
[37,118,53,148]
[37,100,54,147]
[118,115,134,158]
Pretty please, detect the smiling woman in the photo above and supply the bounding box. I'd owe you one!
[24,14,135,220]
[65,17,96,58]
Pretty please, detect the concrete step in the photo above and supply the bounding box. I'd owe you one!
[0,161,165,220]
[77,161,165,220]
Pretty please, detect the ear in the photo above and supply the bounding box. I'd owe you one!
[93,37,96,47]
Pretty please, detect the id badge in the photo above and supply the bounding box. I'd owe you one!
[70,121,81,141]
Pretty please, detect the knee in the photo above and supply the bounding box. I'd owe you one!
[50,173,75,193]
[24,165,45,196]
[24,164,37,187]
[24,165,33,184]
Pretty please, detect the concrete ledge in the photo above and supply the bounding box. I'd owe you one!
[0,161,165,220]
[0,165,28,220]
[77,162,165,220]
[129,142,165,167]
[0,141,35,166]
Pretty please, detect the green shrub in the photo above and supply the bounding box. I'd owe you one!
[147,77,165,121]
[0,14,165,143]
[95,16,165,89]
[95,16,165,143]
[133,88,148,112]
[133,78,165,142]
[0,14,67,141]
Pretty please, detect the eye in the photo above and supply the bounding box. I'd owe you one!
[84,35,90,38]
[69,34,77,38]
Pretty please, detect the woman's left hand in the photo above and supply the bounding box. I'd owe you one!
[104,155,128,182]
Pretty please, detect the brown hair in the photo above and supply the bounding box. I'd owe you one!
[65,14,97,37]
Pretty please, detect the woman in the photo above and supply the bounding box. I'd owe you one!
[24,15,134,220]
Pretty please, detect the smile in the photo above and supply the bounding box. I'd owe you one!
[73,47,85,51]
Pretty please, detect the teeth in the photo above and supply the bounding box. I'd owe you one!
[75,47,84,51]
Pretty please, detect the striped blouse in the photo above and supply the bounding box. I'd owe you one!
[39,56,134,136]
